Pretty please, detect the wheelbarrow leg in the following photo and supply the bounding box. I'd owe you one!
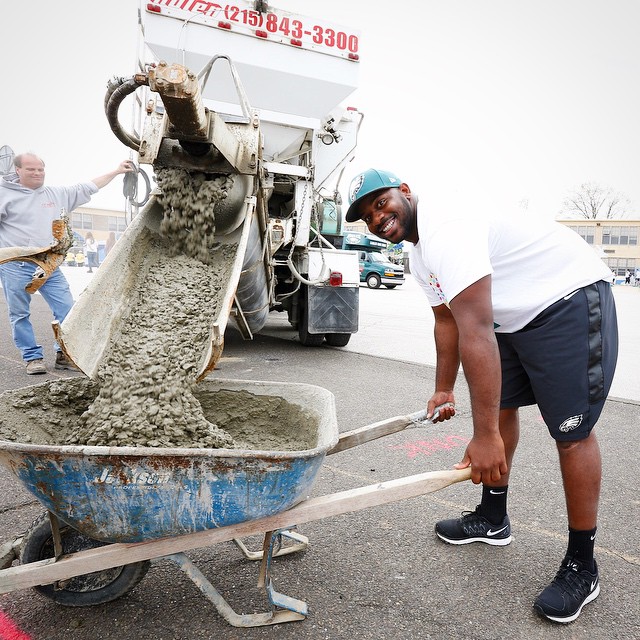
[233,527,309,561]
[47,511,64,560]
[165,548,307,628]
[259,530,308,617]
[0,536,24,570]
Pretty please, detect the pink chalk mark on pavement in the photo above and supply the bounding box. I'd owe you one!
[0,611,31,640]
[389,435,470,459]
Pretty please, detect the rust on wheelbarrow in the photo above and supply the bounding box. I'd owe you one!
[0,382,472,628]
[0,378,339,543]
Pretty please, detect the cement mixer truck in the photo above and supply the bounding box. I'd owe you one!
[53,0,365,378]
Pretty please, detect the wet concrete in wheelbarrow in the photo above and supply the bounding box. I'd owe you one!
[0,319,639,639]
[0,380,317,452]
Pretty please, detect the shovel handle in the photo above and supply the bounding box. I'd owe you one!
[328,409,429,456]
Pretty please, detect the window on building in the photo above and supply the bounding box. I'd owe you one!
[71,212,94,230]
[567,225,594,244]
[602,226,638,246]
[607,258,636,275]
[108,216,127,233]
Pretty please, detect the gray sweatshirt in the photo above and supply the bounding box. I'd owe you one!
[0,174,98,249]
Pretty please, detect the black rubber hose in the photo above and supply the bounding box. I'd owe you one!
[123,164,152,208]
[104,77,146,151]
[104,76,128,111]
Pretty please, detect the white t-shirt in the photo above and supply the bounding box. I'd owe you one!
[409,211,613,333]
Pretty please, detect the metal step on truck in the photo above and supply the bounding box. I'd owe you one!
[56,0,365,376]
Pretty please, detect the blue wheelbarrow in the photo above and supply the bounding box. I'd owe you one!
[0,377,470,627]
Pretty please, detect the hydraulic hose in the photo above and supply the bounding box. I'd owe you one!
[104,76,147,151]
[287,256,331,286]
[123,164,152,208]
[104,76,127,111]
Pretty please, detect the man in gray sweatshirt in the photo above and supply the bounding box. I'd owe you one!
[0,153,133,374]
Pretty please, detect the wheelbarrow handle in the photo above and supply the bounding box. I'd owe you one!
[328,409,430,456]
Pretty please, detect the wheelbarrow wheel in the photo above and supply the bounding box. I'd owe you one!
[20,513,151,607]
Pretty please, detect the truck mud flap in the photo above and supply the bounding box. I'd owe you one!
[306,286,358,334]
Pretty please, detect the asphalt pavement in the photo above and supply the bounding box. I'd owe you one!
[0,272,638,640]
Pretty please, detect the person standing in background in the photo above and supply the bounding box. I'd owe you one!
[84,231,98,273]
[104,231,117,257]
[0,152,133,374]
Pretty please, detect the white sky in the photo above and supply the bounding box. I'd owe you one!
[2,0,640,220]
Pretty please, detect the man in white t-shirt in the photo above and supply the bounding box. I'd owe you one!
[345,168,618,624]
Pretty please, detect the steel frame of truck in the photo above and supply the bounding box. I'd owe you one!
[121,0,365,347]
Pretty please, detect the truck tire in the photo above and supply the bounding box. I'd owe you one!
[384,284,397,289]
[20,513,151,607]
[325,333,351,347]
[298,301,325,347]
[366,273,381,289]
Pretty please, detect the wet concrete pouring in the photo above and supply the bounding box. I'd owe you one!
[0,174,313,451]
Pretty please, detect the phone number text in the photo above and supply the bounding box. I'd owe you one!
[149,1,360,53]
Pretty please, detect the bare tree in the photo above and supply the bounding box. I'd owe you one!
[560,182,630,219]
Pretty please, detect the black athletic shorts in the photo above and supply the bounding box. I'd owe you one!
[496,280,618,441]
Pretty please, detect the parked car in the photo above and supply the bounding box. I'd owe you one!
[357,250,405,289]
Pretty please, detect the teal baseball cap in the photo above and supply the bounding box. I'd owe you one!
[345,168,402,222]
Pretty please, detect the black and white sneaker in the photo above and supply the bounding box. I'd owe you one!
[533,556,600,623]
[434,506,512,546]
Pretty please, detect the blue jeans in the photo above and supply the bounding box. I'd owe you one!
[0,262,74,362]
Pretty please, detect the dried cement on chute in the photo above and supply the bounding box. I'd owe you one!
[0,172,318,451]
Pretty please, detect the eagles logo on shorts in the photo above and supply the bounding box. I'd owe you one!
[559,415,583,432]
